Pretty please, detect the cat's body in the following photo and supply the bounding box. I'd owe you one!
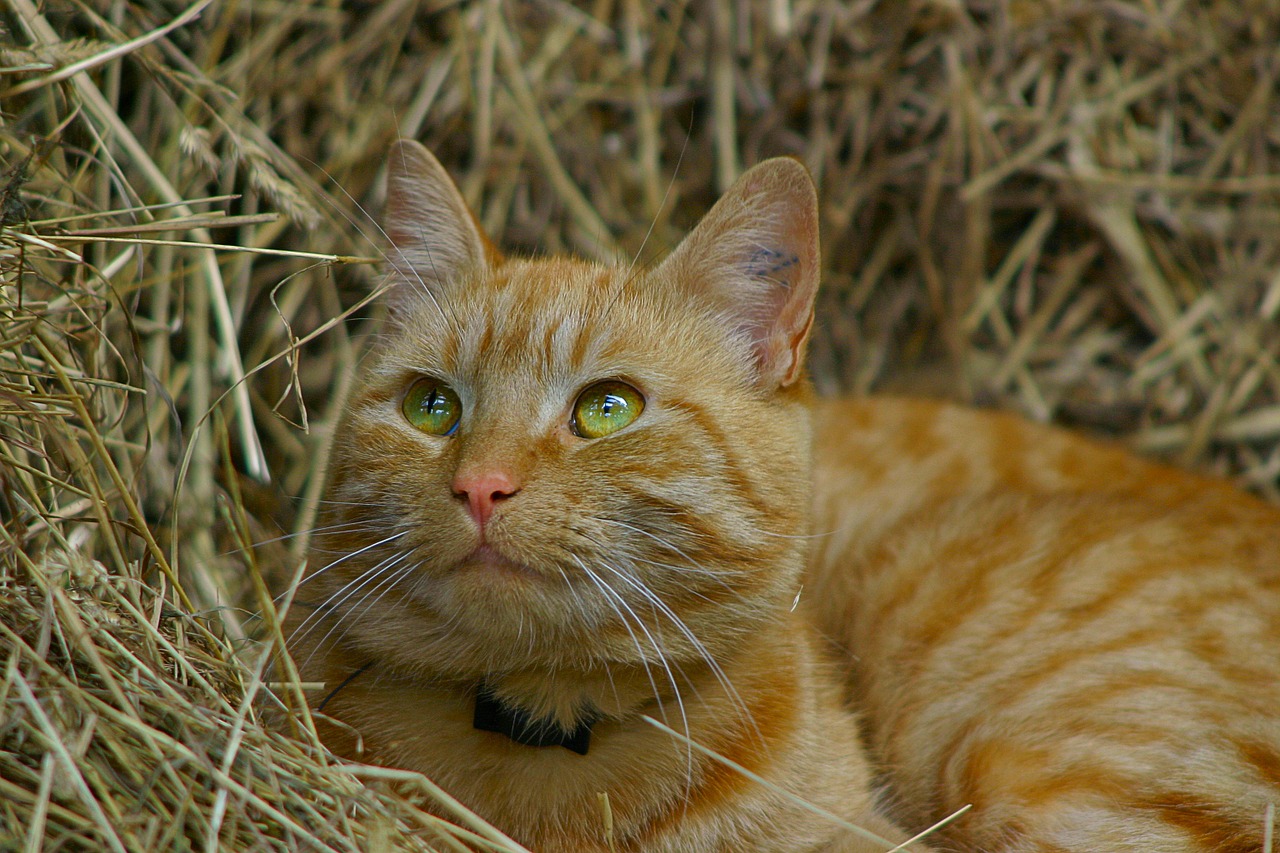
[285,139,1280,852]
[807,397,1280,851]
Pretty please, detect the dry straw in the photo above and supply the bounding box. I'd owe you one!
[2,0,1279,850]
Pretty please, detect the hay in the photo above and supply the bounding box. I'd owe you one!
[2,0,1279,849]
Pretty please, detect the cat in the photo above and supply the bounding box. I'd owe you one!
[283,139,930,852]
[285,138,1280,852]
[805,396,1280,851]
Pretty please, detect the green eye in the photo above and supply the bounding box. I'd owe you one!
[572,381,644,439]
[402,378,462,436]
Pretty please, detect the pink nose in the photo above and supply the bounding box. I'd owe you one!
[451,470,520,529]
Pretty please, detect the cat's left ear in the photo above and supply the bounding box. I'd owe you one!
[382,140,501,309]
[655,158,820,388]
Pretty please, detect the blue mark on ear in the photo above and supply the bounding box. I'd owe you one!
[745,248,799,282]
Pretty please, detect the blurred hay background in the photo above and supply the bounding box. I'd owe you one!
[2,0,1279,849]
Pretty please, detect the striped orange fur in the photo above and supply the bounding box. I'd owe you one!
[285,141,927,851]
[806,397,1280,850]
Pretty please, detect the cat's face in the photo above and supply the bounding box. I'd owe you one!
[301,142,820,682]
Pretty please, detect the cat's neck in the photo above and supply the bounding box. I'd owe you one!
[476,659,714,734]
[305,609,881,850]
[308,610,790,741]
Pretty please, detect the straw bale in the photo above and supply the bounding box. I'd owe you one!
[2,0,1279,849]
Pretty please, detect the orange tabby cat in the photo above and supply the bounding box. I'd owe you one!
[287,139,1280,852]
[285,141,928,851]
[806,398,1280,851]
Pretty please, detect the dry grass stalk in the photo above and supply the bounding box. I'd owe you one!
[2,0,1280,849]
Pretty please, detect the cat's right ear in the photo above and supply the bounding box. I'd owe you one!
[383,140,500,310]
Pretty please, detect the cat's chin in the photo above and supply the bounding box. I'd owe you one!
[456,543,542,580]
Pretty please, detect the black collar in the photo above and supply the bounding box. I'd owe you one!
[473,684,597,755]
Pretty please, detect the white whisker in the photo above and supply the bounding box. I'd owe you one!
[573,557,670,719]
[596,559,761,750]
[574,557,695,797]
[287,542,410,653]
[245,519,379,552]
[328,556,420,650]
[597,517,720,574]
[276,529,410,605]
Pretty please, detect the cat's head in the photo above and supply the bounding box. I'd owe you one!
[303,140,821,683]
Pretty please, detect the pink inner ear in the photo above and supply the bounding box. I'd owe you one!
[773,302,816,387]
[656,157,820,389]
[738,246,814,385]
[735,175,820,387]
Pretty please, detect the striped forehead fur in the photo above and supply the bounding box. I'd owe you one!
[381,256,762,397]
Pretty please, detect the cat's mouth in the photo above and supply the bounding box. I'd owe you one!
[458,544,541,579]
